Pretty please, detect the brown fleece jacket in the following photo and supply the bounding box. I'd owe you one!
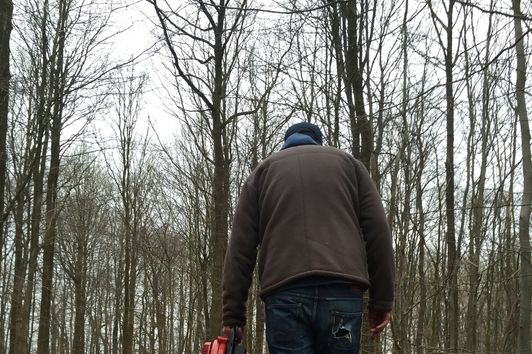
[222,145,394,326]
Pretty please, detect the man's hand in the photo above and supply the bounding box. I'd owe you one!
[368,308,391,339]
[222,325,244,343]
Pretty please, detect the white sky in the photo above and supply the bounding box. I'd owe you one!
[112,1,180,143]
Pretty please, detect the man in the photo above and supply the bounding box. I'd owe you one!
[222,122,394,354]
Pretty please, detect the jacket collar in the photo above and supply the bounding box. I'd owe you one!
[281,133,318,150]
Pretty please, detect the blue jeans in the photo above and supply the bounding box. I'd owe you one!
[264,283,363,354]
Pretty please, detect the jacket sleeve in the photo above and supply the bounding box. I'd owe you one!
[222,179,260,326]
[356,162,395,311]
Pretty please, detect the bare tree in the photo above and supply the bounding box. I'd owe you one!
[150,0,245,338]
[5,0,123,349]
[8,0,53,349]
[426,0,463,350]
[512,0,531,352]
[104,71,149,354]
[55,153,113,354]
[36,0,69,349]
[0,0,13,280]
[462,3,496,351]
[325,0,375,169]
[149,0,288,339]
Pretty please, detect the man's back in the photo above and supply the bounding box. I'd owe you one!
[250,145,384,297]
[222,123,394,354]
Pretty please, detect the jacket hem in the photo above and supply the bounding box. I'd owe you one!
[259,271,370,299]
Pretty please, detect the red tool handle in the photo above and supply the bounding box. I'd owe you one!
[201,336,228,354]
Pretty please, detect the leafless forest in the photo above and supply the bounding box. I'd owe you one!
[0,0,531,353]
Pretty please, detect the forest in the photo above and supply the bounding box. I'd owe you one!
[0,0,531,353]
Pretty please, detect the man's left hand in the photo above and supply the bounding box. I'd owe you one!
[222,325,244,343]
[368,308,391,339]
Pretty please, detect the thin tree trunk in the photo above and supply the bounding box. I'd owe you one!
[414,162,427,354]
[125,242,138,353]
[18,126,49,353]
[0,0,13,271]
[464,6,493,350]
[344,1,362,161]
[13,27,51,349]
[512,0,532,352]
[414,61,428,354]
[72,228,88,354]
[7,178,26,353]
[37,5,66,350]
[503,122,520,353]
[443,1,458,351]
[207,0,231,339]
[327,1,357,156]
[0,250,8,354]
[121,141,135,354]
[349,0,373,169]
[393,2,410,350]
[112,254,123,354]
[254,272,265,354]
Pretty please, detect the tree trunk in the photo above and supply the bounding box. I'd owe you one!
[124,241,138,354]
[7,178,26,353]
[414,158,426,354]
[327,1,357,156]
[71,206,90,354]
[12,11,51,347]
[464,6,493,349]
[72,228,88,354]
[349,0,373,170]
[18,124,49,353]
[0,0,13,270]
[121,130,136,354]
[414,60,428,354]
[512,0,532,352]
[444,1,458,351]
[207,0,231,339]
[112,256,123,354]
[254,273,265,354]
[37,5,66,350]
[344,1,362,161]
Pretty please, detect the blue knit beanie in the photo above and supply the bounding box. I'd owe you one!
[284,122,323,145]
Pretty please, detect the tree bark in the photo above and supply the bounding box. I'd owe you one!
[512,0,532,352]
[120,100,137,354]
[17,118,49,353]
[207,4,231,334]
[37,2,66,350]
[72,238,87,354]
[0,0,13,269]
[151,0,236,339]
[443,1,458,351]
[11,0,52,346]
[7,177,26,353]
[465,5,495,349]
